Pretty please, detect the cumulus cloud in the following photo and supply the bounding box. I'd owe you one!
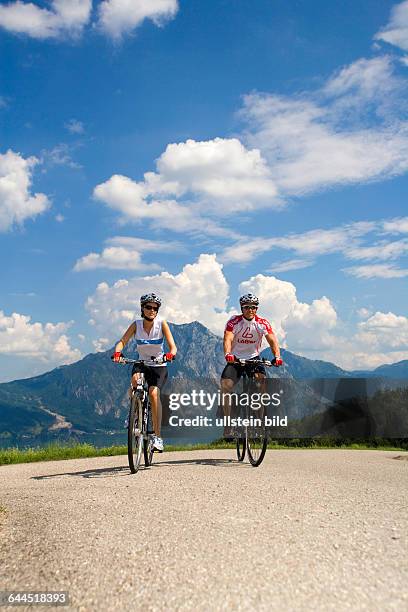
[0,149,50,231]
[85,254,339,354]
[356,311,408,352]
[74,236,181,271]
[97,0,178,40]
[375,0,408,52]
[86,254,234,338]
[0,310,81,364]
[84,253,407,369]
[93,138,278,236]
[0,0,92,39]
[238,275,338,351]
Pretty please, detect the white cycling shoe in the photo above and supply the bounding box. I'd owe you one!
[151,435,164,452]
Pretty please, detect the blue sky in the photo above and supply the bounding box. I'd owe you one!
[0,0,407,381]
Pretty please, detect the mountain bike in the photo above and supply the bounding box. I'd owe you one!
[234,358,276,467]
[112,356,170,474]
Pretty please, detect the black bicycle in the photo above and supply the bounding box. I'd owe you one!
[234,358,276,467]
[113,356,170,474]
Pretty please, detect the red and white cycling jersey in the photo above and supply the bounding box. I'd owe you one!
[225,314,273,359]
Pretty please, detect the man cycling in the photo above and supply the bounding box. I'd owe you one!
[220,293,283,433]
[112,293,177,452]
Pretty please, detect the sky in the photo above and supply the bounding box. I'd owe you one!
[0,0,407,382]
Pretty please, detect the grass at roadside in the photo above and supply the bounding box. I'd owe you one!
[0,438,407,465]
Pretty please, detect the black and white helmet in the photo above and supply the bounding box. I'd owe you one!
[239,293,259,306]
[140,293,162,307]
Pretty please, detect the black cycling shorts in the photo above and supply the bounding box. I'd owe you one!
[221,359,266,385]
[131,364,168,390]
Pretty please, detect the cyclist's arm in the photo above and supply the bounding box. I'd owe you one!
[265,331,281,359]
[223,330,234,355]
[162,320,177,356]
[114,321,136,353]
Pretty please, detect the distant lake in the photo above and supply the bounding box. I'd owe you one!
[0,427,221,450]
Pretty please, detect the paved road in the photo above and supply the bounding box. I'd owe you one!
[1,450,407,611]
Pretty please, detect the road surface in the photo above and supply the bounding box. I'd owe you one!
[1,449,407,611]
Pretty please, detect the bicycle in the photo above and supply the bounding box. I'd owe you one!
[112,355,171,474]
[232,358,277,467]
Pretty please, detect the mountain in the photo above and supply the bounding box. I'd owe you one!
[0,321,406,442]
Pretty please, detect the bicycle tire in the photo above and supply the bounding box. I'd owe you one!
[246,434,267,467]
[144,436,154,467]
[236,437,246,461]
[128,395,144,474]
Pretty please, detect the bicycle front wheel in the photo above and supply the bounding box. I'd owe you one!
[128,395,144,473]
[246,434,267,467]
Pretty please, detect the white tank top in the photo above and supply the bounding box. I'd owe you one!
[134,317,165,366]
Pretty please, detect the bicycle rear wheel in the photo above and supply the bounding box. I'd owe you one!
[246,434,267,467]
[144,436,154,467]
[128,395,144,473]
[236,437,246,461]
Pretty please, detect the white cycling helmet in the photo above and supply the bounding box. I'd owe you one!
[140,293,162,307]
[239,293,259,306]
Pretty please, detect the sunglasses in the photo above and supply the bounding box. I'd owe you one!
[144,305,159,312]
[242,305,258,310]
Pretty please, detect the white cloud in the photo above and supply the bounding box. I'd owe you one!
[356,311,408,351]
[375,1,408,52]
[241,56,408,197]
[42,143,81,169]
[93,138,278,236]
[0,149,50,231]
[55,213,65,222]
[221,221,377,264]
[382,216,408,233]
[65,118,84,134]
[238,274,338,351]
[267,259,314,273]
[0,310,81,364]
[345,238,408,261]
[0,0,92,39]
[155,138,279,212]
[85,254,339,354]
[222,219,408,275]
[343,263,408,278]
[74,236,181,271]
[84,253,407,370]
[86,254,234,338]
[97,0,178,40]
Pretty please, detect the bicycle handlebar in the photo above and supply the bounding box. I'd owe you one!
[235,357,279,367]
[111,355,174,365]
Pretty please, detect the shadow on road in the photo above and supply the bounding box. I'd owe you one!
[31,465,130,480]
[31,456,244,479]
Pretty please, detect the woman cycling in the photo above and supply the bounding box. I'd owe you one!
[112,293,177,452]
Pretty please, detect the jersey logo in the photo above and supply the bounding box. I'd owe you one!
[242,326,254,338]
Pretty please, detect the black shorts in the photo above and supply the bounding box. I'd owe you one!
[131,364,168,390]
[221,359,266,385]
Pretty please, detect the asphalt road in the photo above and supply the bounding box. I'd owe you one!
[1,450,407,611]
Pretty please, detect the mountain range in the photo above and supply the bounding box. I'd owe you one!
[0,321,407,443]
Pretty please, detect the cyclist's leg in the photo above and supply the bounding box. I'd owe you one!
[220,363,241,418]
[145,367,168,436]
[220,364,242,438]
[131,364,144,395]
